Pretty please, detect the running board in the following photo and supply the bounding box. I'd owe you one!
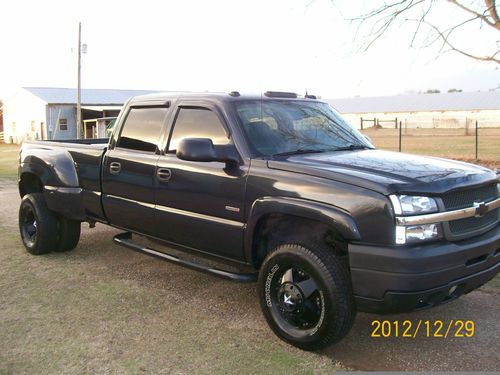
[113,232,257,283]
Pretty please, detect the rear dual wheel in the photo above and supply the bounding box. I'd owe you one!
[258,242,356,350]
[19,193,81,255]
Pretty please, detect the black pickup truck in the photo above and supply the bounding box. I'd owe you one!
[18,91,499,350]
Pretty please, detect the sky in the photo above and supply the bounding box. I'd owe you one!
[1,0,499,100]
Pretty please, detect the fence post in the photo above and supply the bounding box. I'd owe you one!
[399,121,402,152]
[475,120,478,160]
[360,117,363,130]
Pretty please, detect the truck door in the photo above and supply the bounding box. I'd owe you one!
[102,106,169,234]
[154,103,248,261]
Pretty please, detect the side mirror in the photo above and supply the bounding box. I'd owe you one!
[176,138,239,164]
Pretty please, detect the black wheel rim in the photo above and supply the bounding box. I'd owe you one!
[269,266,324,334]
[21,205,37,247]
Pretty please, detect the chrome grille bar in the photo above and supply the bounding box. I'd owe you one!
[396,198,500,226]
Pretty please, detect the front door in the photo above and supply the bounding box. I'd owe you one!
[155,103,248,261]
[102,106,169,234]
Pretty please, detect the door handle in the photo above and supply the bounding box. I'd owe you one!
[156,168,172,182]
[109,162,121,175]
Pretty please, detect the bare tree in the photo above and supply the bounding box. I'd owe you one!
[339,0,500,63]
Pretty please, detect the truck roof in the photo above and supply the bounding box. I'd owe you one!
[128,91,323,106]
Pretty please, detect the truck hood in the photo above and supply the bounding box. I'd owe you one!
[267,149,498,195]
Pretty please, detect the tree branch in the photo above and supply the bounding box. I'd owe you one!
[410,0,435,47]
[447,0,500,30]
[423,19,500,62]
[341,0,500,63]
[350,0,426,51]
[485,0,500,27]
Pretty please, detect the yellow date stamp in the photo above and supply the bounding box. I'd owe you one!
[371,320,475,338]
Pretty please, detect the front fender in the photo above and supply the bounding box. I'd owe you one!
[244,196,360,262]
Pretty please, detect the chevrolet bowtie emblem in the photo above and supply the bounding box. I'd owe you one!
[473,201,488,217]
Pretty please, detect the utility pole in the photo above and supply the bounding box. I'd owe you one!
[76,22,82,139]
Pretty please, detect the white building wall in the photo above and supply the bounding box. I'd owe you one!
[3,89,47,143]
[339,109,500,130]
[47,105,77,140]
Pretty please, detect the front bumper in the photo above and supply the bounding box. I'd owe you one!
[348,225,500,313]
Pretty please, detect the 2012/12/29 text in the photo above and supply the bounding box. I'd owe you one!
[370,320,475,338]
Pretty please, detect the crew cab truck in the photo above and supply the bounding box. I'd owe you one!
[18,91,500,350]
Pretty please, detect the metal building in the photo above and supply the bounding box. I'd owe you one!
[2,87,155,143]
[327,91,500,130]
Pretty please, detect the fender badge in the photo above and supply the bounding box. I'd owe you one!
[225,206,240,213]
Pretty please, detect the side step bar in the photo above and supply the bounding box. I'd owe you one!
[113,232,257,283]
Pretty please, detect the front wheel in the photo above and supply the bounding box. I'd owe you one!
[258,243,356,350]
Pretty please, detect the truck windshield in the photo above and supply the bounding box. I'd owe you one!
[233,100,373,157]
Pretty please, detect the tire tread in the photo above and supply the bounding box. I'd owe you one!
[56,218,81,252]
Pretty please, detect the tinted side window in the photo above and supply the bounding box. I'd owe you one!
[168,108,229,151]
[117,107,167,152]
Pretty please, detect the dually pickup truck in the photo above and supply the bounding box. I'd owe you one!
[18,91,499,350]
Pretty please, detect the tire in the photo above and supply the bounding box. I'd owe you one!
[55,218,81,252]
[19,193,59,255]
[258,242,356,350]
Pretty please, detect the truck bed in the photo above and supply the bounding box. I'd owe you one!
[20,138,110,221]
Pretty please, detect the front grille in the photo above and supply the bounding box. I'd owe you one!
[442,183,498,210]
[443,183,499,237]
[449,209,499,234]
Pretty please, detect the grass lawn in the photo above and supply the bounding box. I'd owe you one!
[0,143,19,178]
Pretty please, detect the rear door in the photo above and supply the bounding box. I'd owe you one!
[102,105,170,234]
[154,102,249,261]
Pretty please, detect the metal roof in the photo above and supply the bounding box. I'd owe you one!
[23,87,157,105]
[81,105,123,112]
[22,87,500,113]
[326,91,500,114]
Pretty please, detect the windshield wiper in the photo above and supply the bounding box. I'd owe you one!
[272,148,327,157]
[333,144,372,151]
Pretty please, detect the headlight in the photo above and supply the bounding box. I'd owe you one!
[390,195,441,244]
[395,224,442,244]
[389,195,438,215]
